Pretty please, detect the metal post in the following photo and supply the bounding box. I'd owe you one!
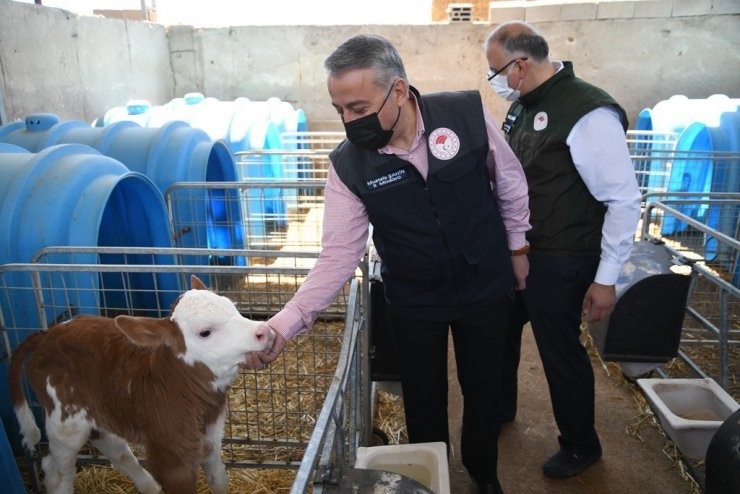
[360,255,372,446]
[718,288,728,388]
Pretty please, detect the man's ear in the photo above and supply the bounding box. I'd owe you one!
[393,78,410,104]
[515,59,529,79]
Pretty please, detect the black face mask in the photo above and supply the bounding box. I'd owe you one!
[343,83,401,151]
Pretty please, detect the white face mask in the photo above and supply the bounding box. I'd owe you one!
[489,70,520,102]
[486,57,527,102]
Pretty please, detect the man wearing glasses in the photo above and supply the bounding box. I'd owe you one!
[483,21,641,478]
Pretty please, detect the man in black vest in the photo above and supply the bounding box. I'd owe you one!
[484,22,642,478]
[247,34,531,493]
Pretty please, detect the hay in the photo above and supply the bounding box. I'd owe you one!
[584,323,705,494]
[227,468,295,493]
[71,464,296,493]
[373,389,408,445]
[74,465,139,493]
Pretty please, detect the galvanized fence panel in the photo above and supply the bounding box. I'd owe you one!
[279,132,345,153]
[640,198,740,397]
[236,149,333,183]
[628,133,739,396]
[291,278,365,493]
[1,249,368,491]
[628,131,739,212]
[234,150,332,232]
[166,180,326,254]
[627,130,680,197]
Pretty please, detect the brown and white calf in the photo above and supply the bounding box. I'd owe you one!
[9,275,274,494]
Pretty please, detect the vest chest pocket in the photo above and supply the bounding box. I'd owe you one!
[515,131,550,167]
[434,155,485,207]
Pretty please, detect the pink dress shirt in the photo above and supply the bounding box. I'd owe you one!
[269,94,530,340]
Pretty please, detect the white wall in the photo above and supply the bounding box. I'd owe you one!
[0,0,173,123]
[170,16,740,130]
[1,0,738,129]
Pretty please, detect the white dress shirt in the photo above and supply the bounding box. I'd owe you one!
[567,106,642,285]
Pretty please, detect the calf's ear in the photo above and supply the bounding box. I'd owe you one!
[115,315,179,350]
[190,275,208,290]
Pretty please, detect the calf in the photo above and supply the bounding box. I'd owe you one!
[9,275,274,494]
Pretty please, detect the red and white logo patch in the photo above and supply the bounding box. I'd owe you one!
[533,111,548,131]
[428,127,460,160]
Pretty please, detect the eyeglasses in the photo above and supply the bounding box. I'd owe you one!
[486,57,528,82]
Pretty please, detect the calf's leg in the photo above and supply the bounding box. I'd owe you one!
[92,431,161,494]
[147,447,199,494]
[43,409,92,494]
[201,411,228,494]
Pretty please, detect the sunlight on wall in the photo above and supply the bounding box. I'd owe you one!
[11,0,434,26]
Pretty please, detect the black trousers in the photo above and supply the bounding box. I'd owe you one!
[389,295,509,485]
[503,253,602,455]
[502,290,527,421]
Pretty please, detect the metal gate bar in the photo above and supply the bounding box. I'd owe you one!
[0,249,368,491]
[641,199,740,391]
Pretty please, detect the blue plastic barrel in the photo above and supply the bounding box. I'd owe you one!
[636,95,740,196]
[229,109,282,154]
[96,99,153,127]
[266,97,308,136]
[100,94,306,155]
[633,108,675,193]
[661,123,716,235]
[0,143,177,455]
[265,98,309,200]
[0,143,177,316]
[636,94,740,133]
[0,113,88,150]
[0,143,28,153]
[98,95,306,238]
[0,114,244,260]
[0,418,25,493]
[665,116,739,281]
[719,112,740,287]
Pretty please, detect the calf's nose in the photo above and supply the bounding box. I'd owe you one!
[254,322,276,346]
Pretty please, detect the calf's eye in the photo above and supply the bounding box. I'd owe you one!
[199,329,212,338]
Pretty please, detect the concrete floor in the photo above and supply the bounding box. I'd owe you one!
[446,324,697,494]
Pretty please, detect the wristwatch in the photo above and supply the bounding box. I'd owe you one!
[510,245,530,256]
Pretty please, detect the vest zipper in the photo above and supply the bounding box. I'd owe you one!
[414,166,463,310]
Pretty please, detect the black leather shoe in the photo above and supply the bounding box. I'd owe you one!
[476,480,504,494]
[542,448,602,478]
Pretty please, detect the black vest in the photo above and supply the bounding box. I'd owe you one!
[332,87,513,320]
[503,62,628,255]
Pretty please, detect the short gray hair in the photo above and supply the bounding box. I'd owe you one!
[484,21,549,62]
[324,34,408,89]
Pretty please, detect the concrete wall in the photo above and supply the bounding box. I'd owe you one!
[0,0,173,124]
[173,14,740,131]
[1,0,738,131]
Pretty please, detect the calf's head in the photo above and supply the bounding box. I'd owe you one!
[114,276,274,390]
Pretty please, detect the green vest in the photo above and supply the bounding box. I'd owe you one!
[503,62,628,255]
